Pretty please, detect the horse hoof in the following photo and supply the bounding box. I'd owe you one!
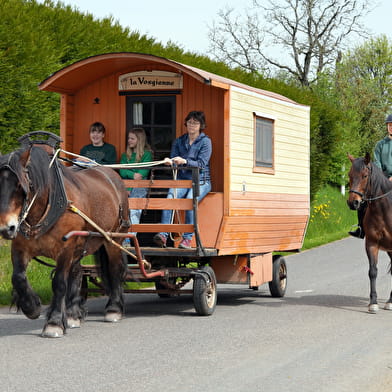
[368,304,379,314]
[41,324,64,338]
[104,312,122,323]
[384,302,392,310]
[67,317,81,328]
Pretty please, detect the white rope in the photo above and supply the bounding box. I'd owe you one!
[49,148,61,168]
[58,149,168,169]
[168,166,182,242]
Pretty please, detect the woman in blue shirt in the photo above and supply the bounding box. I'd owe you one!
[153,111,212,249]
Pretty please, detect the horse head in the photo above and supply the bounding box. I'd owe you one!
[0,150,29,238]
[347,153,372,211]
[0,146,50,239]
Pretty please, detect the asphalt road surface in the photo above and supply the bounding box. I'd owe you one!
[1,237,392,392]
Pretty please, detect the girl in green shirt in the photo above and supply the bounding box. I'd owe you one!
[119,128,153,243]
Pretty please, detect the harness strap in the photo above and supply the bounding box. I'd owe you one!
[19,155,68,238]
[349,189,364,198]
[68,204,143,264]
[363,189,392,201]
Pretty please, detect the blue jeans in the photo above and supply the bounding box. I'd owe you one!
[159,181,211,240]
[129,187,147,235]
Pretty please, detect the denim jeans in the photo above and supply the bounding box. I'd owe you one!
[159,180,211,240]
[129,187,147,235]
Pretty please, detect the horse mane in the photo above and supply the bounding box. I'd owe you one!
[351,155,392,196]
[365,159,392,194]
[10,146,52,195]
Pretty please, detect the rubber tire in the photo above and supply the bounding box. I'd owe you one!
[269,256,287,297]
[193,266,217,316]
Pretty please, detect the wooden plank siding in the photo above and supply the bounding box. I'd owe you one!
[61,94,75,153]
[229,191,309,216]
[229,86,310,196]
[215,191,309,254]
[216,215,307,254]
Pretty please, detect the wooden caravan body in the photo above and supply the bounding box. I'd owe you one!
[39,52,310,291]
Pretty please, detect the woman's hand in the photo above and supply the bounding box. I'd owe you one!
[171,156,187,165]
[163,157,173,166]
[133,173,143,180]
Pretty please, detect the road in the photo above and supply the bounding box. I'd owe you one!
[0,237,391,392]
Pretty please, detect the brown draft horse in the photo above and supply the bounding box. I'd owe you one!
[0,132,130,337]
[347,153,392,313]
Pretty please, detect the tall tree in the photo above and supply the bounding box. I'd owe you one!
[208,0,375,86]
[334,35,392,153]
[310,35,392,188]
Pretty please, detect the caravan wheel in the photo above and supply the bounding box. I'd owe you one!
[269,256,287,297]
[193,266,217,316]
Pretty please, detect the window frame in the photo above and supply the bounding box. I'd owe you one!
[253,112,275,175]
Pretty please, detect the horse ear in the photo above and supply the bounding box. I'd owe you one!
[364,152,371,165]
[348,153,355,162]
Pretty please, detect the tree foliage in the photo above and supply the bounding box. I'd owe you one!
[0,0,162,152]
[334,35,392,153]
[311,35,392,187]
[208,0,375,86]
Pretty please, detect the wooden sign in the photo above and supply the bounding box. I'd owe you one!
[119,70,183,91]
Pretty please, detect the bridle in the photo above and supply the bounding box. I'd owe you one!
[349,162,392,202]
[0,150,41,235]
[1,145,68,239]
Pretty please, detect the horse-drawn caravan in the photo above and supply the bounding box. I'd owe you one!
[0,52,309,337]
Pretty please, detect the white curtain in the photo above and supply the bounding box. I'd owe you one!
[133,102,143,125]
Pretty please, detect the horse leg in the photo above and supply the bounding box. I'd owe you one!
[96,245,125,322]
[384,252,392,310]
[42,260,70,338]
[65,261,87,328]
[366,244,379,313]
[11,245,41,319]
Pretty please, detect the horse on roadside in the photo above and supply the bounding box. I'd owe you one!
[347,153,392,313]
[0,132,130,337]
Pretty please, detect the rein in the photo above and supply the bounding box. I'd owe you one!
[57,149,167,169]
[362,189,392,202]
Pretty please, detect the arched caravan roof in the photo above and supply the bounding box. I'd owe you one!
[39,52,298,105]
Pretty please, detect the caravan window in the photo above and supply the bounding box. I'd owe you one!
[254,115,274,174]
